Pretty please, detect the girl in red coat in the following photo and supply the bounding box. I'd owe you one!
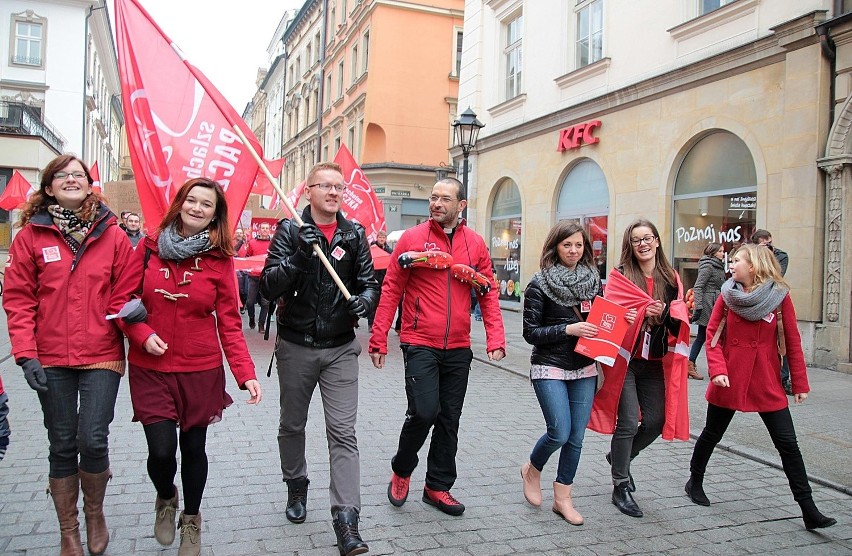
[120,178,262,555]
[686,243,835,530]
[3,154,136,556]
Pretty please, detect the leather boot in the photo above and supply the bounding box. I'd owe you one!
[799,498,837,530]
[687,360,704,380]
[79,469,111,555]
[154,486,179,546]
[285,477,310,523]
[48,474,84,556]
[684,472,710,506]
[520,462,542,506]
[332,509,369,556]
[177,512,202,556]
[611,482,643,518]
[552,482,583,525]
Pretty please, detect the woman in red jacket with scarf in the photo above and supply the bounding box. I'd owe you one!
[120,178,262,555]
[3,154,136,556]
[686,244,835,530]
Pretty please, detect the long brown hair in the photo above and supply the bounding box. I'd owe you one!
[158,178,234,256]
[619,219,677,320]
[539,221,595,271]
[17,154,107,227]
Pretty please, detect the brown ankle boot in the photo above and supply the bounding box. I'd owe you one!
[520,462,542,506]
[177,512,202,556]
[48,475,84,556]
[687,361,704,380]
[79,469,111,555]
[552,482,584,525]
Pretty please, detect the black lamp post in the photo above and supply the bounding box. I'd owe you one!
[452,107,484,217]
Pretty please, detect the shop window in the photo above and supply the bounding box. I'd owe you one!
[556,159,610,280]
[489,179,522,302]
[672,130,757,291]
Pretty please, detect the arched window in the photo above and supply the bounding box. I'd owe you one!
[556,159,609,279]
[489,179,522,302]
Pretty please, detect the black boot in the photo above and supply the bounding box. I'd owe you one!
[612,482,643,518]
[332,509,369,556]
[799,498,837,530]
[685,473,710,506]
[285,477,309,524]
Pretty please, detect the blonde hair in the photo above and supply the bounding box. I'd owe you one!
[734,243,790,290]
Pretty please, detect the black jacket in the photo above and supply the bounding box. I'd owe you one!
[260,206,379,348]
[522,276,601,371]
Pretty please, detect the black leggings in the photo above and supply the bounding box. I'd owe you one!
[143,421,208,515]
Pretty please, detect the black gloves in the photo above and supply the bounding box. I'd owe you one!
[690,309,702,324]
[121,300,148,324]
[297,223,322,255]
[17,358,48,392]
[346,295,368,319]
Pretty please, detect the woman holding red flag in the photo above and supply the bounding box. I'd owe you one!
[589,219,690,519]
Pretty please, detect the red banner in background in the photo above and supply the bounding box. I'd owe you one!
[89,161,102,194]
[115,0,262,231]
[333,144,386,242]
[0,170,35,211]
[253,157,285,197]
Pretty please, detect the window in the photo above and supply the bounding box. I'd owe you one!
[576,0,603,68]
[351,44,359,83]
[295,57,301,78]
[306,44,312,70]
[504,14,523,100]
[348,125,356,154]
[314,32,321,65]
[700,0,734,15]
[329,8,336,37]
[456,30,464,77]
[334,135,341,154]
[337,60,344,98]
[341,0,348,23]
[325,73,333,108]
[13,20,43,66]
[362,31,370,73]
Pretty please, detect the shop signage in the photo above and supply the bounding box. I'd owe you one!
[675,224,743,245]
[374,187,385,194]
[557,120,601,152]
[728,195,756,210]
[390,190,410,197]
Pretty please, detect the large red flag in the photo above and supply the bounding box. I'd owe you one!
[90,161,102,194]
[115,0,263,231]
[271,180,306,218]
[253,157,285,198]
[333,144,386,242]
[0,170,35,211]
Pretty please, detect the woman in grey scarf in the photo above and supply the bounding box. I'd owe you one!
[686,244,835,530]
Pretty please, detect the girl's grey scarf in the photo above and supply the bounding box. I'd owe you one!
[535,262,600,307]
[157,223,212,261]
[720,278,788,321]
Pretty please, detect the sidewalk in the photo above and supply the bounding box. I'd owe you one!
[470,307,852,493]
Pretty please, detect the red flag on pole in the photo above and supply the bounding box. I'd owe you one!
[253,157,285,197]
[333,144,386,242]
[0,170,35,211]
[90,161,102,194]
[271,180,306,218]
[115,0,263,231]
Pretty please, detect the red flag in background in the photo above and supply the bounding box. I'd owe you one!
[0,170,35,211]
[270,180,306,218]
[115,0,263,231]
[89,161,102,194]
[333,144,386,242]
[253,157,285,197]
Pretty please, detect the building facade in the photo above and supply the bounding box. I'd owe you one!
[458,0,852,370]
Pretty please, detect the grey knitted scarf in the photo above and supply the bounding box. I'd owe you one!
[535,262,600,307]
[157,223,212,261]
[720,278,788,321]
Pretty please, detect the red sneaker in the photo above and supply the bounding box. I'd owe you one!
[422,486,465,516]
[387,473,410,507]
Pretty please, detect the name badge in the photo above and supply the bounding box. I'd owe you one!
[331,246,346,261]
[762,312,775,323]
[641,331,651,359]
[580,300,592,313]
[42,246,62,263]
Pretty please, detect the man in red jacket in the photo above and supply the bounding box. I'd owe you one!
[246,222,272,332]
[369,177,506,516]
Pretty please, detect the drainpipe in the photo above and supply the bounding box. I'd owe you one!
[817,24,837,136]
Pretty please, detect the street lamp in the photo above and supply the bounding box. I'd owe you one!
[452,107,485,217]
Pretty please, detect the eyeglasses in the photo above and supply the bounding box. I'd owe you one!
[309,182,347,192]
[630,235,657,246]
[53,171,87,181]
[429,195,457,204]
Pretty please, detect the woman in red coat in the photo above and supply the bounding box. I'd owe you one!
[686,243,835,530]
[120,178,262,555]
[3,154,136,556]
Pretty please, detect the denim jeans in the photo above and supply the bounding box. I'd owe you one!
[38,367,121,478]
[688,325,707,362]
[529,376,596,485]
[246,276,269,325]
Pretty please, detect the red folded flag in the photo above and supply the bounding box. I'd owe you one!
[115,0,263,231]
[0,170,35,211]
[90,161,102,194]
[253,157,286,197]
[333,144,386,242]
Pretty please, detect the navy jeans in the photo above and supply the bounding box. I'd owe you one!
[38,367,121,478]
[529,376,596,485]
[688,325,707,363]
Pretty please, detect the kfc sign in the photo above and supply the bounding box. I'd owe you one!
[557,120,601,151]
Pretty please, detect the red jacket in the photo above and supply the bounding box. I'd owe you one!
[246,236,271,277]
[3,206,135,368]
[119,235,256,387]
[369,219,505,354]
[705,293,808,412]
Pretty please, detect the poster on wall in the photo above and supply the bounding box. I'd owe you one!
[250,217,279,238]
[490,218,522,302]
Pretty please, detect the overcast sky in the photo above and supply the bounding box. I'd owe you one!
[114,0,304,111]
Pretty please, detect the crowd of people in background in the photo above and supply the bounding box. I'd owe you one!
[0,154,836,556]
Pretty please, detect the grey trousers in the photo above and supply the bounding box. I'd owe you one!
[276,338,362,515]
